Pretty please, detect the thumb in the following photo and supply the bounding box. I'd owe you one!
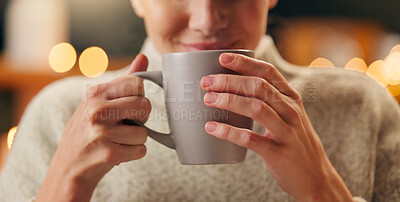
[124,54,149,76]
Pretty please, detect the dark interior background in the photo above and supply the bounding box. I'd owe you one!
[0,0,10,135]
[0,0,7,51]
[1,0,400,55]
[270,0,400,33]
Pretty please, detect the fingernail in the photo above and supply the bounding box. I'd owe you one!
[201,76,214,87]
[221,53,234,64]
[205,122,217,132]
[204,93,218,103]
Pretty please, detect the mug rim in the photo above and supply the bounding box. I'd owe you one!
[163,49,254,57]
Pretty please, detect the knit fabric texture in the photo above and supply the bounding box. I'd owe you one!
[1,35,399,202]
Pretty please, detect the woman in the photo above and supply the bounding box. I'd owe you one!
[1,0,399,201]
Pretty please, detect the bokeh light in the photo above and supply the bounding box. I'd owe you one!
[309,57,335,68]
[7,126,17,149]
[384,52,400,85]
[387,84,400,97]
[366,60,390,87]
[48,43,77,73]
[79,47,108,78]
[344,58,368,73]
[308,44,400,96]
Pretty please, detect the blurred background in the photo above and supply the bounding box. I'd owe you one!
[0,0,400,170]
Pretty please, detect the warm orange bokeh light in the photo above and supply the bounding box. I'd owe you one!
[49,43,77,73]
[366,60,390,87]
[384,52,400,85]
[309,58,335,68]
[344,58,368,73]
[387,84,400,97]
[79,47,108,78]
[7,126,17,149]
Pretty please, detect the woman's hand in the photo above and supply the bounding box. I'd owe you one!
[201,53,353,202]
[36,54,151,202]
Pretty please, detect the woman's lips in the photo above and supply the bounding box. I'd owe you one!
[180,41,236,51]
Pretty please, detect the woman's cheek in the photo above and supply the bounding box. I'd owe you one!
[234,1,268,49]
[145,3,188,53]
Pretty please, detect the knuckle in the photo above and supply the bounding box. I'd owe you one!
[86,84,105,99]
[264,62,275,75]
[238,55,250,67]
[241,131,257,148]
[218,94,228,105]
[104,147,120,164]
[222,75,230,91]
[123,76,145,95]
[286,105,302,124]
[254,78,269,98]
[285,105,297,116]
[126,76,144,93]
[254,77,267,89]
[290,90,302,101]
[89,105,110,124]
[219,125,231,140]
[259,64,274,80]
[134,76,145,93]
[86,127,104,145]
[289,104,301,116]
[226,126,237,138]
[226,94,236,106]
[250,99,267,119]
[86,85,99,95]
[111,76,145,96]
[270,90,282,104]
[131,75,144,85]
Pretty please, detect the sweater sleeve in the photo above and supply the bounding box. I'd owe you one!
[371,88,400,201]
[0,78,80,201]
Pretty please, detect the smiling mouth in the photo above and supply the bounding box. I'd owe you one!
[180,41,237,51]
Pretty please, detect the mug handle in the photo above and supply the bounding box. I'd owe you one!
[125,71,176,149]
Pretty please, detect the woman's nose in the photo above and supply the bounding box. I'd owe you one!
[188,0,229,36]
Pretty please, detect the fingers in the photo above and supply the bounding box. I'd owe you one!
[106,76,146,100]
[86,54,149,101]
[86,74,146,101]
[106,125,148,146]
[124,54,149,75]
[204,121,278,155]
[201,74,275,99]
[204,92,290,143]
[201,74,297,123]
[89,96,151,124]
[103,143,147,165]
[219,53,297,97]
[98,125,148,165]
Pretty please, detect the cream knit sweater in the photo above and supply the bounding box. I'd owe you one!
[1,36,399,202]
